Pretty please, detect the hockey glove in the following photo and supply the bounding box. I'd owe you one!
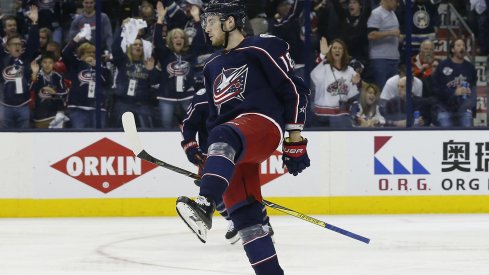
[181,139,206,167]
[282,137,310,176]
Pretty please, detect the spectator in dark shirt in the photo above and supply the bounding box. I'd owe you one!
[316,0,342,42]
[432,38,477,127]
[328,0,371,66]
[110,19,158,128]
[397,0,439,55]
[29,52,67,128]
[179,0,214,58]
[153,2,195,128]
[271,0,305,64]
[27,0,64,43]
[138,0,157,40]
[0,5,38,128]
[468,0,488,54]
[62,35,110,128]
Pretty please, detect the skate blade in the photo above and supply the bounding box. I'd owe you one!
[227,234,240,245]
[176,202,208,243]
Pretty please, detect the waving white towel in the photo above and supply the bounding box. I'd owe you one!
[121,18,147,53]
[77,23,92,41]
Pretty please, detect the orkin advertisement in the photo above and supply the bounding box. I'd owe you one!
[31,132,201,198]
[50,137,158,194]
[347,130,489,196]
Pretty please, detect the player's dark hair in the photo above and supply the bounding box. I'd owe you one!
[203,0,247,30]
[202,0,247,48]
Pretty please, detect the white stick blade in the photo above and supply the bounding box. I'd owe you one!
[121,112,144,156]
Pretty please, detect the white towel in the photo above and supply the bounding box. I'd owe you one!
[142,39,153,61]
[470,0,487,15]
[121,18,148,53]
[77,23,92,41]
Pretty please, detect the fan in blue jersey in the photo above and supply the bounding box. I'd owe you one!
[154,2,196,129]
[432,38,477,127]
[29,53,68,128]
[62,34,111,128]
[111,19,158,129]
[0,5,39,128]
[175,1,310,274]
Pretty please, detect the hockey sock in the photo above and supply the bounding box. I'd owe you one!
[199,153,235,203]
[240,224,283,275]
[200,125,242,204]
[231,202,283,274]
[216,200,230,219]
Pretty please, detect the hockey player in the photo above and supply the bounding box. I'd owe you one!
[175,1,310,274]
[181,85,274,244]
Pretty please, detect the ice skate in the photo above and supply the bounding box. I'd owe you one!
[225,220,240,244]
[176,195,215,243]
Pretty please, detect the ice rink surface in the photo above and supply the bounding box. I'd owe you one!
[1,214,488,275]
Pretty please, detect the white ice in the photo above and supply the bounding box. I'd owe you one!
[0,214,488,275]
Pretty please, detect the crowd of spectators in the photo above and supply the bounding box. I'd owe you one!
[0,0,486,129]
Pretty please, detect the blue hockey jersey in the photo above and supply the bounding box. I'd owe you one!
[0,25,39,107]
[202,35,310,132]
[433,58,477,113]
[181,88,209,151]
[62,41,111,109]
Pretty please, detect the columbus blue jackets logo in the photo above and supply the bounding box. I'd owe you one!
[78,70,94,86]
[327,78,348,96]
[167,60,190,77]
[2,65,23,81]
[447,74,466,88]
[39,87,56,99]
[213,65,248,105]
[413,9,429,29]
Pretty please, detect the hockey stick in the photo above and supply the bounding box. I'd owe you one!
[121,112,370,244]
[121,112,201,180]
[261,200,370,244]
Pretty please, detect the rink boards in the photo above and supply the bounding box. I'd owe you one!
[1,130,489,217]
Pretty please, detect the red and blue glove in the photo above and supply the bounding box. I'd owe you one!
[181,139,205,168]
[282,137,310,176]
